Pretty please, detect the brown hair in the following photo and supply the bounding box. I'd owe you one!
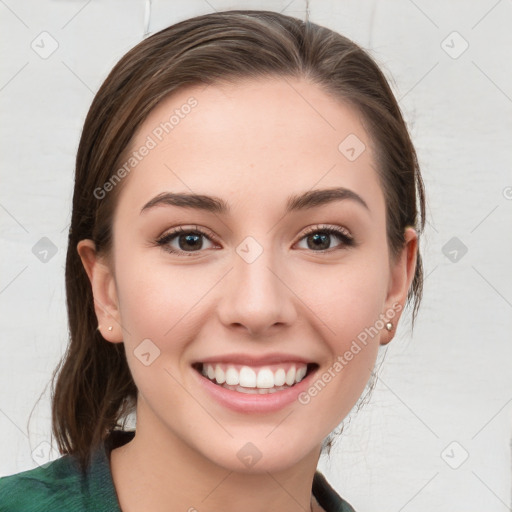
[51,9,425,473]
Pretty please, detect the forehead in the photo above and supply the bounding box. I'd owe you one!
[141,77,368,154]
[114,77,383,220]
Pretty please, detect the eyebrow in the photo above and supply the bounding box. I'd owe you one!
[140,187,369,215]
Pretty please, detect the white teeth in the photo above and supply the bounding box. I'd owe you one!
[200,363,309,390]
[296,366,307,382]
[225,367,239,386]
[221,384,293,394]
[285,366,296,386]
[239,366,257,387]
[256,368,274,388]
[274,368,286,386]
[215,365,225,384]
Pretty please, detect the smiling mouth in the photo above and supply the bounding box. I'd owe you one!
[192,362,319,394]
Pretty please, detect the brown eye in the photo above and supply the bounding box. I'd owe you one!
[296,225,354,252]
[156,226,216,256]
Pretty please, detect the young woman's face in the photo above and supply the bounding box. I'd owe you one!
[87,77,416,473]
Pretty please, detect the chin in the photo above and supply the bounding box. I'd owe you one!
[193,432,322,475]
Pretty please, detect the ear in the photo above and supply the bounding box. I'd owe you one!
[77,239,123,343]
[380,227,418,345]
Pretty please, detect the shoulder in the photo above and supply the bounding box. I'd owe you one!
[0,454,86,511]
[0,439,120,512]
[0,430,130,512]
[313,471,357,512]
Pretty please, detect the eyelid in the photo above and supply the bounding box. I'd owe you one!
[299,224,353,240]
[158,225,218,243]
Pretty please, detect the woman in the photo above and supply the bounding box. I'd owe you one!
[0,9,424,512]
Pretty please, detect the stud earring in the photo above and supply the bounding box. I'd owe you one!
[108,326,113,331]
[385,322,393,331]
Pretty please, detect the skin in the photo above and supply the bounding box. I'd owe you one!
[78,77,417,512]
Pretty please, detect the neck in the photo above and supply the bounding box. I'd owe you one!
[110,407,323,512]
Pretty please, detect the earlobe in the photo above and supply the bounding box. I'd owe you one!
[380,227,418,345]
[76,239,123,343]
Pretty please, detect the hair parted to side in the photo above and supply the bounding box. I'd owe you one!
[51,9,426,474]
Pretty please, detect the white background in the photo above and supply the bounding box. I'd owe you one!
[1,1,511,511]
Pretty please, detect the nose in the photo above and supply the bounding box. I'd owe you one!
[216,238,297,337]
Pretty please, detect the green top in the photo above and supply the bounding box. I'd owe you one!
[0,430,355,512]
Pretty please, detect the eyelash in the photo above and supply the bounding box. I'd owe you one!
[155,224,355,257]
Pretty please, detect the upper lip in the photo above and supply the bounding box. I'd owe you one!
[194,353,315,366]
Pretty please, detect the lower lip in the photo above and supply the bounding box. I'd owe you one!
[192,366,318,414]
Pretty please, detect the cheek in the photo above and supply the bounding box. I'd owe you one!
[295,268,386,425]
[114,247,209,338]
[281,258,387,412]
[112,259,201,408]
[292,257,389,343]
